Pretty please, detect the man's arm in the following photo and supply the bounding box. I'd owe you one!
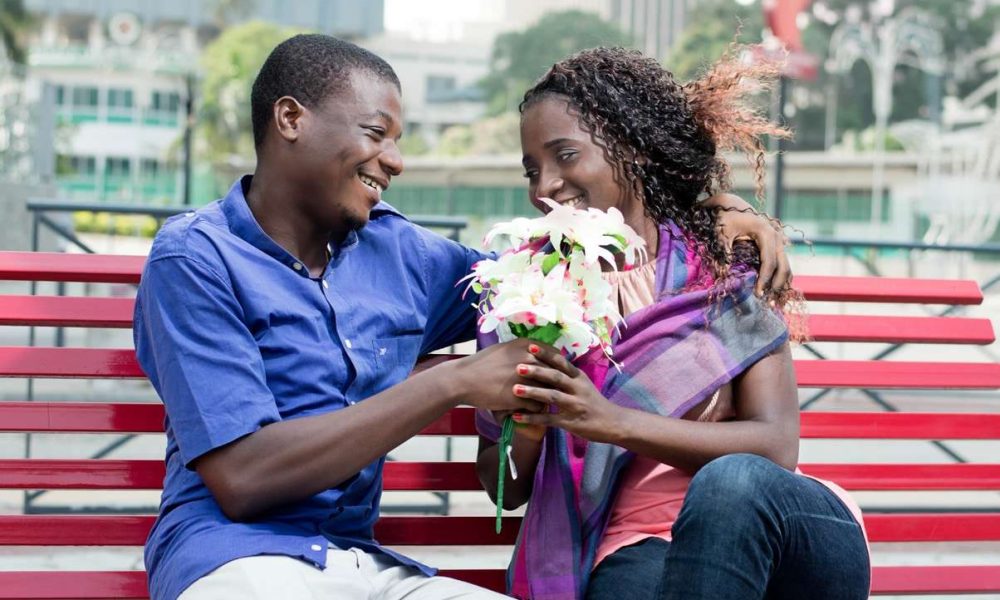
[704,192,792,297]
[137,254,543,522]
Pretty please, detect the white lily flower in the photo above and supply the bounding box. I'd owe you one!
[468,200,644,362]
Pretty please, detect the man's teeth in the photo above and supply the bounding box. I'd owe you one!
[560,197,583,208]
[359,175,383,193]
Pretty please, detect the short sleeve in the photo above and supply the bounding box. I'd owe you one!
[134,255,281,467]
[415,227,491,353]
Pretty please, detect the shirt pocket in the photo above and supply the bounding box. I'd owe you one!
[372,334,423,386]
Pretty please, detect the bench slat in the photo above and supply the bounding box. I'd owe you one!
[0,254,986,306]
[807,314,996,344]
[0,348,144,378]
[0,566,997,598]
[794,359,1000,389]
[5,295,995,345]
[0,253,145,284]
[1,513,996,546]
[5,347,1000,389]
[3,460,999,491]
[0,296,134,328]
[4,403,1000,439]
[794,275,984,304]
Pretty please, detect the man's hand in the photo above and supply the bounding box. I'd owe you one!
[704,193,792,297]
[449,338,547,413]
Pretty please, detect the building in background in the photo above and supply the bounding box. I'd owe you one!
[502,0,694,61]
[363,34,489,149]
[22,0,383,204]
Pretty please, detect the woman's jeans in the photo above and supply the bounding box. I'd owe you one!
[586,454,870,600]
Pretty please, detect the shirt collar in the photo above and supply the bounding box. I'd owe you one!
[219,175,405,276]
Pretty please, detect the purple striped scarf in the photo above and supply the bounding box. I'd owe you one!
[476,222,788,599]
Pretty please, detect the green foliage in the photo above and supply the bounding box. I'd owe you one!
[480,10,632,115]
[73,212,160,238]
[398,133,430,156]
[667,1,763,81]
[197,21,301,166]
[435,112,521,156]
[667,0,1000,150]
[0,0,31,65]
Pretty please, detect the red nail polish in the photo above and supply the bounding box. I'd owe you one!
[512,413,524,422]
[517,364,530,375]
[514,385,525,396]
[528,344,540,354]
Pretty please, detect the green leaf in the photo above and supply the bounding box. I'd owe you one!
[525,322,562,345]
[541,252,561,275]
[509,322,529,338]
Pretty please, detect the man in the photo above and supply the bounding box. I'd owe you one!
[135,34,790,600]
[136,34,539,600]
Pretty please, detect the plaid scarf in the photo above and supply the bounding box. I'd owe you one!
[476,222,789,599]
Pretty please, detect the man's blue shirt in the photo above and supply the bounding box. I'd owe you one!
[134,177,486,600]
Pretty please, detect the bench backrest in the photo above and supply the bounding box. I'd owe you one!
[0,251,998,598]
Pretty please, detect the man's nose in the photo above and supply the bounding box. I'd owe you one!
[381,141,403,177]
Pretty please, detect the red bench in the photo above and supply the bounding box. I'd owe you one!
[1,251,999,598]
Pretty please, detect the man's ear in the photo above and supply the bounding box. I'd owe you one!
[273,96,306,143]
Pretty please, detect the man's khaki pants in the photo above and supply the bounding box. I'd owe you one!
[178,546,511,599]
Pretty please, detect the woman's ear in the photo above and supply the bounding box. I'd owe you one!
[273,96,307,143]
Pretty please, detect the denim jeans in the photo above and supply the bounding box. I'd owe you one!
[586,454,870,600]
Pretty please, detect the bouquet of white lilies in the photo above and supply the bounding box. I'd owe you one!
[465,198,646,363]
[463,198,647,532]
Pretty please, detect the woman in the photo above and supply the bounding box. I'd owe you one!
[475,47,869,600]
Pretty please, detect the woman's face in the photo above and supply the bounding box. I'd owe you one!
[520,95,644,219]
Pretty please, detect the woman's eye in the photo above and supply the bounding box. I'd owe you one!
[557,151,577,162]
[522,170,537,179]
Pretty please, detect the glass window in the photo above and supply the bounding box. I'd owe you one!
[107,88,134,109]
[152,91,180,112]
[105,157,131,177]
[72,87,99,108]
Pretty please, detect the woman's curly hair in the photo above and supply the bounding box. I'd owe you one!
[520,45,791,298]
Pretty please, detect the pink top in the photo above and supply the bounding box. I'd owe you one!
[594,261,868,566]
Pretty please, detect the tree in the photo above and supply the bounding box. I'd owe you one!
[667,1,763,82]
[197,21,299,172]
[480,10,632,115]
[436,112,521,157]
[0,0,31,65]
[667,0,1000,150]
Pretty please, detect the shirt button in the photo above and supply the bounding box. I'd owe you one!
[322,280,329,289]
[292,263,303,271]
[344,339,353,349]
[185,211,195,217]
[310,544,322,552]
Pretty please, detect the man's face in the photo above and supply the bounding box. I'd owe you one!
[294,70,403,240]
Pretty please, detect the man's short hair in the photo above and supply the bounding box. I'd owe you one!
[250,34,400,148]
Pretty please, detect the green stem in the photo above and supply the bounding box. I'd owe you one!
[496,415,515,534]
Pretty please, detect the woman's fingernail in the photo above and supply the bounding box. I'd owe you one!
[512,413,524,422]
[528,344,540,354]
[517,364,530,375]
[513,385,526,396]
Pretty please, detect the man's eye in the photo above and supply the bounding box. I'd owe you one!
[522,170,537,179]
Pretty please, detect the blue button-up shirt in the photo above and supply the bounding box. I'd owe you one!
[134,177,486,600]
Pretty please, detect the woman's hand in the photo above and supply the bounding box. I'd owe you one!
[705,193,791,297]
[492,410,547,442]
[509,344,626,444]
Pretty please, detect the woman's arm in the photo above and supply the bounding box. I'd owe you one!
[476,422,545,510]
[512,343,799,473]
